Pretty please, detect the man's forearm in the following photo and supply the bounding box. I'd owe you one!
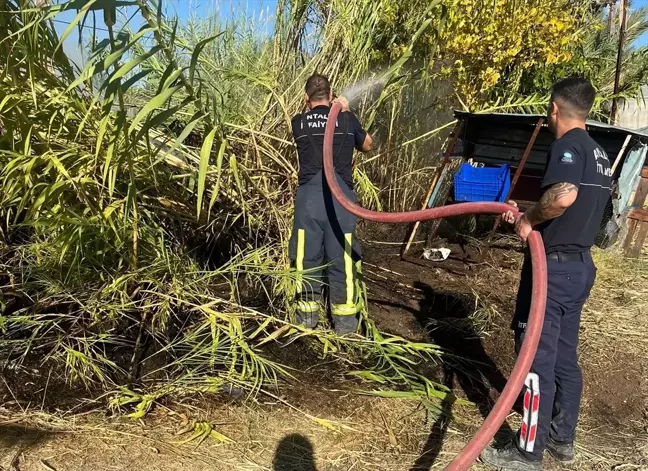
[524,183,578,226]
[360,133,373,152]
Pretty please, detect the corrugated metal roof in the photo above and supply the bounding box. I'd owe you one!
[453,110,648,140]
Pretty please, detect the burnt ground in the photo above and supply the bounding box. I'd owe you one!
[361,221,646,429]
[362,220,522,380]
[0,220,646,470]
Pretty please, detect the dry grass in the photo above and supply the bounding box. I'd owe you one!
[0,398,642,470]
[583,249,648,356]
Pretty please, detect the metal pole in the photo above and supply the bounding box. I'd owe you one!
[610,0,627,125]
[489,117,545,239]
[401,120,463,257]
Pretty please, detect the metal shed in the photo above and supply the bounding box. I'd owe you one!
[403,111,648,255]
[452,111,648,203]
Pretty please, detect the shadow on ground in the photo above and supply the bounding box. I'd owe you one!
[0,425,52,448]
[273,433,318,471]
[0,425,54,469]
[374,281,516,471]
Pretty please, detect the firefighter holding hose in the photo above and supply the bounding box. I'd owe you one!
[481,78,612,469]
[289,75,373,335]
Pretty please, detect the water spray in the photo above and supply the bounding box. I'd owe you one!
[341,75,389,103]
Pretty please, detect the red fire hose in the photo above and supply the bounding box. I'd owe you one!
[323,103,548,470]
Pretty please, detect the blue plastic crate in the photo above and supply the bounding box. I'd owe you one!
[453,163,511,203]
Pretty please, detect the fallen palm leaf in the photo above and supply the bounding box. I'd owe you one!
[173,421,233,445]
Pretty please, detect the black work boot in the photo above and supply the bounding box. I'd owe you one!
[480,442,542,470]
[296,311,318,329]
[547,438,575,464]
[333,315,358,335]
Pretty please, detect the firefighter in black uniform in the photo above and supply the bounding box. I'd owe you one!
[481,78,612,469]
[289,74,373,335]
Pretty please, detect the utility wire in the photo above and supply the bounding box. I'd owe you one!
[52,18,110,33]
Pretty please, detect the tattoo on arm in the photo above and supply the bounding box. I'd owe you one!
[524,183,578,226]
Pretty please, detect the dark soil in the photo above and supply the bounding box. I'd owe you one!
[260,340,364,417]
[357,224,647,444]
[361,234,522,422]
[584,350,646,428]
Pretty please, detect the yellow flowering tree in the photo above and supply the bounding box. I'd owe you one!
[439,0,581,106]
[342,0,586,106]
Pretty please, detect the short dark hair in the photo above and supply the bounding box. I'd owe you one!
[305,74,331,102]
[550,77,596,119]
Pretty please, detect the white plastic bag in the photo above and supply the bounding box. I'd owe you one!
[423,248,451,261]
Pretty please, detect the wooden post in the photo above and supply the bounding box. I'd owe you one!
[631,222,648,257]
[623,173,648,256]
[489,117,545,239]
[631,173,648,208]
[624,208,648,257]
[623,219,639,253]
[610,133,632,177]
[401,120,463,257]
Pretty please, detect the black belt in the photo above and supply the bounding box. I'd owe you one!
[546,251,587,262]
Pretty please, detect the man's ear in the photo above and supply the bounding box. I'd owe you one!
[304,92,310,107]
[551,101,559,117]
[328,90,333,102]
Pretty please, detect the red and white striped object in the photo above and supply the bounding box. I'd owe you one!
[519,373,540,452]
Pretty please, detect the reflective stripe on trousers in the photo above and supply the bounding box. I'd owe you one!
[288,171,362,316]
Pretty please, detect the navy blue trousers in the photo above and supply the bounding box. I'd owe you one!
[512,251,596,461]
[288,171,362,317]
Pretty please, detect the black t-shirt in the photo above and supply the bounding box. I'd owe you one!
[538,127,612,253]
[292,105,367,187]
